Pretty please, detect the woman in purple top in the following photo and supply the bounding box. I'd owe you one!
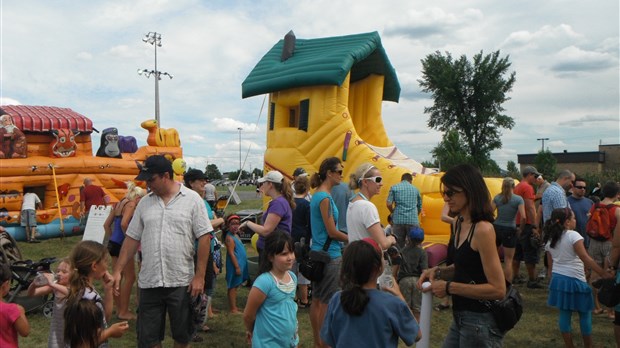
[241,171,295,257]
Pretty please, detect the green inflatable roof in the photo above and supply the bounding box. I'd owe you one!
[242,31,401,102]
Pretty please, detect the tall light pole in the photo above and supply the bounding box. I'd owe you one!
[237,127,243,177]
[138,32,173,126]
[537,138,549,152]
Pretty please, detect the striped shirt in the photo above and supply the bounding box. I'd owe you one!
[387,181,422,225]
[127,184,213,288]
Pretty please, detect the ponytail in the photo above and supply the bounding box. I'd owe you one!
[275,177,295,210]
[66,241,107,308]
[339,240,382,316]
[543,207,573,248]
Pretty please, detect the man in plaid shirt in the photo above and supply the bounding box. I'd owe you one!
[387,173,422,249]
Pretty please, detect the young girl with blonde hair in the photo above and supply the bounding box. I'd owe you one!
[65,240,129,347]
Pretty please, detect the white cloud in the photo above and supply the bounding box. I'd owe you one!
[0,97,21,105]
[1,0,618,172]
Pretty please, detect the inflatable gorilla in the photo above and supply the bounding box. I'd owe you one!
[96,127,122,158]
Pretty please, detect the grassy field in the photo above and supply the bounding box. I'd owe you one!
[11,193,617,347]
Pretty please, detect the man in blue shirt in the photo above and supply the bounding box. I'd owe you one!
[386,173,422,249]
[567,177,593,247]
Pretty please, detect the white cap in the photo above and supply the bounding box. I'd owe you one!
[257,171,284,184]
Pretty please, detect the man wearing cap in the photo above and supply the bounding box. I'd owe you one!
[513,166,543,288]
[112,155,213,348]
[386,173,422,249]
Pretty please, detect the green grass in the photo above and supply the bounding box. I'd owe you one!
[11,194,617,347]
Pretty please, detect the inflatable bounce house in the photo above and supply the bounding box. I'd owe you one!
[0,105,183,241]
[242,31,502,265]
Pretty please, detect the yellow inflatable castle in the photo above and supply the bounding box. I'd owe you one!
[242,31,502,251]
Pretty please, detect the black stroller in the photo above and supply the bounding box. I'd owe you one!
[1,230,56,317]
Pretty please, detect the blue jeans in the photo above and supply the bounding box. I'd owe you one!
[442,310,504,348]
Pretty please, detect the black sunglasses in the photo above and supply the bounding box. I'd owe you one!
[332,169,343,175]
[442,188,463,198]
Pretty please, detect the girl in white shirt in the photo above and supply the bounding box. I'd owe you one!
[543,207,613,348]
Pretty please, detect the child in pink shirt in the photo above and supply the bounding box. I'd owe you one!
[0,262,30,347]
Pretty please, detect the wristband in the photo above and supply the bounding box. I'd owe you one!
[445,281,452,296]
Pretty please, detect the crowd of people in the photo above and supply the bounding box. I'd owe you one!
[2,155,619,347]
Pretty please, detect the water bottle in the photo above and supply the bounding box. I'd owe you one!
[378,260,395,289]
[33,272,49,286]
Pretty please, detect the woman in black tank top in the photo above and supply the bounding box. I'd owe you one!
[417,164,507,347]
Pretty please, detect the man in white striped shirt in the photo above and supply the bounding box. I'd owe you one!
[113,155,213,348]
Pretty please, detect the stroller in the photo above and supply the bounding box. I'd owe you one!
[1,230,57,317]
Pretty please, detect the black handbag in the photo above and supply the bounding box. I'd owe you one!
[593,278,620,307]
[485,281,523,332]
[299,237,332,282]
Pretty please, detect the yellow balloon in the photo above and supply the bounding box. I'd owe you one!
[251,233,259,251]
[172,158,186,175]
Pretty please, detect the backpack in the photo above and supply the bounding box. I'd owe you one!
[586,203,618,241]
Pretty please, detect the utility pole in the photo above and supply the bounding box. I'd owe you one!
[537,138,549,152]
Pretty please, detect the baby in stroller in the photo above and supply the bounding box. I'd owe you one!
[1,227,57,317]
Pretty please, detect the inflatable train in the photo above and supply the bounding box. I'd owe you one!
[242,31,503,266]
[0,105,183,241]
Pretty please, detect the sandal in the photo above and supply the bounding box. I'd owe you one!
[297,300,311,308]
[434,304,451,311]
[593,308,604,315]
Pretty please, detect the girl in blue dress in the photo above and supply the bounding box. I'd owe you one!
[224,214,249,314]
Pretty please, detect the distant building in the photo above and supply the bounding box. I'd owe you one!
[517,144,619,174]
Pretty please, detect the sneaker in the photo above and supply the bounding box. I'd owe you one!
[513,275,526,285]
[527,280,544,289]
[537,268,547,280]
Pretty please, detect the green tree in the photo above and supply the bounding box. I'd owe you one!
[228,169,250,180]
[251,168,263,179]
[205,163,222,180]
[431,130,470,171]
[506,160,520,178]
[534,150,557,179]
[419,50,516,169]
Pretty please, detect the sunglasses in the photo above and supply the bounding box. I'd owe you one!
[573,186,586,190]
[332,169,343,175]
[364,176,382,183]
[442,188,463,198]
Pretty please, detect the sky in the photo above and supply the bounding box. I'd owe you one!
[1,0,618,173]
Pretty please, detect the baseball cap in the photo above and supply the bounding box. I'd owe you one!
[293,167,307,177]
[135,155,173,181]
[257,171,284,184]
[184,168,208,182]
[408,226,425,241]
[522,166,541,177]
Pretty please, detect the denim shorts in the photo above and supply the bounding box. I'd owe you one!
[442,310,504,348]
[138,286,193,347]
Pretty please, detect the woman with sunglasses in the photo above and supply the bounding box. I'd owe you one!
[308,157,349,348]
[418,164,506,347]
[346,163,397,249]
[241,171,295,257]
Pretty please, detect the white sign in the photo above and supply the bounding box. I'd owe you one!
[82,205,111,244]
